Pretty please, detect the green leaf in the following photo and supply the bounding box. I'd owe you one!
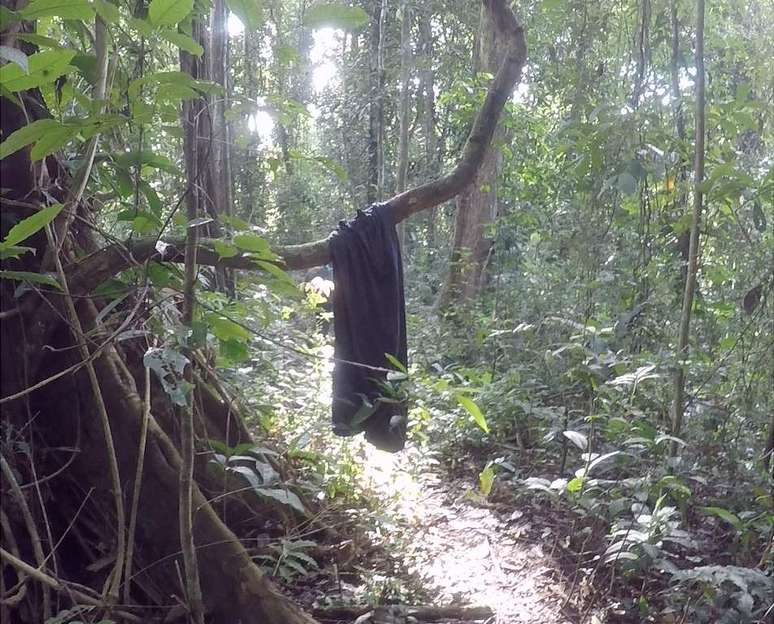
[208,315,250,342]
[384,353,407,373]
[148,0,193,26]
[93,0,121,23]
[219,338,249,362]
[479,464,495,496]
[566,477,584,493]
[129,70,197,100]
[233,232,272,255]
[226,0,262,31]
[0,118,60,159]
[0,46,28,73]
[0,49,76,92]
[20,0,95,21]
[30,124,77,160]
[228,466,305,513]
[222,215,250,230]
[256,487,305,513]
[128,16,154,36]
[159,30,204,56]
[1,204,63,248]
[0,246,35,260]
[304,3,368,30]
[0,270,61,289]
[113,150,180,175]
[256,260,293,282]
[16,33,64,49]
[212,240,239,259]
[0,7,20,30]
[138,180,162,214]
[456,394,489,433]
[702,506,742,530]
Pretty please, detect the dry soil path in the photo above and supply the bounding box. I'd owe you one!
[363,448,577,624]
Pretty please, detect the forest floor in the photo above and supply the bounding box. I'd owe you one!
[296,443,586,624]
[358,447,579,624]
[261,330,592,623]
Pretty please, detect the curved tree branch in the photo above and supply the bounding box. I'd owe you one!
[278,0,525,269]
[67,0,526,288]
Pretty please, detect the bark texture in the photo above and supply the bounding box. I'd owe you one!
[437,3,506,308]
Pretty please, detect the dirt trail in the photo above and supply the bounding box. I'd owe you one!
[362,448,576,624]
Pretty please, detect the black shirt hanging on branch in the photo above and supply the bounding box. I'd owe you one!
[328,203,408,452]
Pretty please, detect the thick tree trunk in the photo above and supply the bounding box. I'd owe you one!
[437,5,505,308]
[0,72,317,624]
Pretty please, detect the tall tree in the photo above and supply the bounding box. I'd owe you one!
[395,1,412,247]
[671,0,706,442]
[437,3,506,307]
[419,5,439,250]
[367,0,386,202]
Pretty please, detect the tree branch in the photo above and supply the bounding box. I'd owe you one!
[66,0,525,289]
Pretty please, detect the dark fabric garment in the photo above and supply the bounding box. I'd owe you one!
[328,203,407,452]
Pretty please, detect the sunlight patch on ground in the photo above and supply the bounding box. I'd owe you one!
[358,445,573,623]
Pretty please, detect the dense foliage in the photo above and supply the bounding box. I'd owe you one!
[0,0,772,623]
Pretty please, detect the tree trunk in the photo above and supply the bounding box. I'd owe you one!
[419,7,439,251]
[671,0,706,444]
[368,0,386,203]
[437,5,505,308]
[209,0,235,293]
[0,42,317,624]
[395,1,412,248]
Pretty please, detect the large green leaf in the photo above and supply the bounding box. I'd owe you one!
[456,394,489,433]
[1,204,63,248]
[212,240,239,259]
[207,314,251,342]
[226,0,262,31]
[0,270,61,290]
[148,0,193,26]
[701,506,742,530]
[0,118,60,159]
[30,124,78,160]
[479,464,495,496]
[93,0,121,23]
[304,3,368,29]
[233,232,272,255]
[113,150,180,175]
[0,49,76,92]
[159,30,204,56]
[228,465,305,513]
[20,0,95,21]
